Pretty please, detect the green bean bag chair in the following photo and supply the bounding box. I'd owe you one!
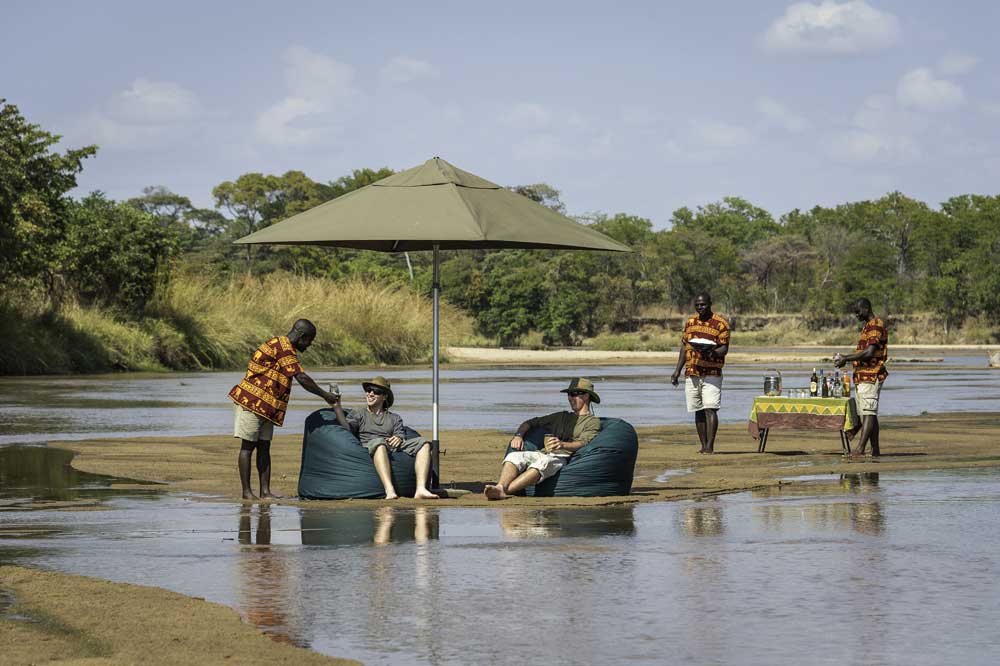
[504,417,638,497]
[298,408,423,499]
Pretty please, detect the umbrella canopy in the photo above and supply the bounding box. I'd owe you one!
[235,157,630,484]
[235,157,631,253]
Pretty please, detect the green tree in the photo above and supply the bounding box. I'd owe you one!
[0,100,96,292]
[671,197,779,250]
[63,193,180,312]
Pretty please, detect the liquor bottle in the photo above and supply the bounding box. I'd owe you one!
[810,368,818,397]
[842,371,851,398]
[820,370,829,397]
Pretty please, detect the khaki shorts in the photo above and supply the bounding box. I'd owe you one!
[233,404,274,442]
[685,375,722,412]
[364,436,429,457]
[502,450,569,482]
[854,381,882,416]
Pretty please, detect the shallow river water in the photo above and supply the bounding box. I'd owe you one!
[2,448,999,665]
[1,351,998,444]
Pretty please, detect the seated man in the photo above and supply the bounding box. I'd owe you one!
[484,378,601,501]
[331,376,438,500]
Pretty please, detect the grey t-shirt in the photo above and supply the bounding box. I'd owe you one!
[346,409,404,444]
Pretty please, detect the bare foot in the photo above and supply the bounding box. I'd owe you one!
[414,488,439,500]
[384,492,399,500]
[484,484,508,501]
[241,492,259,501]
[261,492,284,500]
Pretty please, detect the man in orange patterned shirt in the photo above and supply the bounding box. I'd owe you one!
[671,293,730,454]
[834,298,888,459]
[229,319,340,500]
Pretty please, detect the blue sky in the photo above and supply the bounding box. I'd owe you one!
[4,0,999,227]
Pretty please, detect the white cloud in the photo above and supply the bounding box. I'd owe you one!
[936,52,979,76]
[896,67,964,112]
[692,120,753,149]
[762,1,901,55]
[502,102,552,129]
[824,129,919,163]
[380,56,440,83]
[76,78,204,149]
[756,96,809,132]
[255,46,364,147]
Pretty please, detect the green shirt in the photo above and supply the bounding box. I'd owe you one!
[525,411,601,446]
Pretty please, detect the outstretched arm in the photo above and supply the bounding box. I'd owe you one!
[834,345,876,367]
[294,372,341,405]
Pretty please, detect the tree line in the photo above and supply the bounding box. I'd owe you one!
[3,99,999,348]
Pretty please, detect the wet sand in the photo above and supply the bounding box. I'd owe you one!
[52,411,1000,507]
[7,411,1000,664]
[0,566,358,666]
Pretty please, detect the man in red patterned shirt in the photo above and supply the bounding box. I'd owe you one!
[229,319,340,499]
[670,293,730,454]
[834,298,888,459]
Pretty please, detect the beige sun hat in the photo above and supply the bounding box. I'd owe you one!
[560,377,600,403]
[361,376,394,408]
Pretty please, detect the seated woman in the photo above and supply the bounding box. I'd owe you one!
[330,376,438,500]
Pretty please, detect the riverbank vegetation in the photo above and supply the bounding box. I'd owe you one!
[2,100,998,374]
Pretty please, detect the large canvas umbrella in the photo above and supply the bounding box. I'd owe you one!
[235,157,630,477]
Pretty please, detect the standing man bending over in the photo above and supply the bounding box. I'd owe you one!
[834,297,888,459]
[330,376,438,500]
[670,292,730,454]
[484,378,601,500]
[229,319,340,500]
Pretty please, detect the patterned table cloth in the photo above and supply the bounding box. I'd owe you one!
[747,396,859,440]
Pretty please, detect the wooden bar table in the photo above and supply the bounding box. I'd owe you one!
[747,396,860,453]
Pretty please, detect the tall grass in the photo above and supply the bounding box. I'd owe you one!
[0,273,476,375]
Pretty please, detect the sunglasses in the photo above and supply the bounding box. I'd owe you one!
[366,387,387,396]
[567,390,588,397]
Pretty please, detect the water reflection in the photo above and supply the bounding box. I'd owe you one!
[0,444,160,507]
[498,507,636,539]
[678,500,726,537]
[300,506,440,546]
[752,473,884,535]
[235,505,306,647]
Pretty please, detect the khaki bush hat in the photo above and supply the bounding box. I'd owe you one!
[361,376,394,408]
[560,377,600,404]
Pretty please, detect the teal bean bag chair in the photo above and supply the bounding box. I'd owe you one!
[298,408,423,499]
[504,417,638,497]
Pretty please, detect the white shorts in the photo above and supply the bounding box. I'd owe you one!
[685,375,722,412]
[502,450,569,482]
[854,381,882,416]
[233,404,274,442]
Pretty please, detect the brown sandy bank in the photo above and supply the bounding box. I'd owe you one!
[444,345,972,365]
[0,566,358,666]
[53,411,1000,508]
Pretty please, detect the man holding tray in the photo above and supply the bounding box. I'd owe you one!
[670,292,730,454]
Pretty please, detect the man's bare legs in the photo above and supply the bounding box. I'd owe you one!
[372,444,399,499]
[238,439,276,500]
[485,462,541,500]
[703,408,719,453]
[413,443,439,500]
[694,409,718,453]
[852,416,880,458]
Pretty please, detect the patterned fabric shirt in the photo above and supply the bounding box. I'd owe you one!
[524,411,601,447]
[853,317,889,384]
[228,336,303,426]
[682,313,731,377]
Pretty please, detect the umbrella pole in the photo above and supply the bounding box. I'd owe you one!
[431,244,440,485]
